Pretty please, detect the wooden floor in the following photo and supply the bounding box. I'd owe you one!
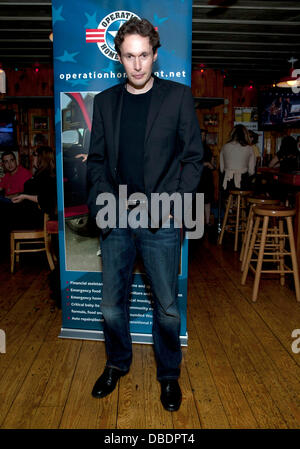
[1,232,300,429]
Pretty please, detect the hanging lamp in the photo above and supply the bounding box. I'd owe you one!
[276,57,300,88]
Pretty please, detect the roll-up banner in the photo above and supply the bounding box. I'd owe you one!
[52,0,193,345]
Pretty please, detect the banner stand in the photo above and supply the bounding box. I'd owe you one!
[59,328,188,346]
[52,0,193,346]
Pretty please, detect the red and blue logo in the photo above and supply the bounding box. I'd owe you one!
[86,10,140,61]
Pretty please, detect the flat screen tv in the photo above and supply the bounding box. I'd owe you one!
[0,110,16,148]
[258,88,300,130]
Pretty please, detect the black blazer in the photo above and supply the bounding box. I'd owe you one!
[87,75,203,225]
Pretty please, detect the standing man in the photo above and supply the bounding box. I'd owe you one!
[87,18,203,412]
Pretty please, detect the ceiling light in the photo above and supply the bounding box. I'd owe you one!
[277,72,300,88]
[277,57,300,88]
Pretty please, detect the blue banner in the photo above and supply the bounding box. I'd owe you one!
[52,0,193,344]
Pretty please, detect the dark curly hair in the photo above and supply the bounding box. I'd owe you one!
[1,150,16,162]
[114,17,161,56]
[278,136,298,159]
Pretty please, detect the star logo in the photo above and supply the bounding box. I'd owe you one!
[84,12,98,29]
[153,14,168,26]
[52,5,65,25]
[55,50,79,63]
[69,78,89,88]
[86,10,140,61]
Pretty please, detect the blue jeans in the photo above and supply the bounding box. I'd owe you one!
[100,220,182,381]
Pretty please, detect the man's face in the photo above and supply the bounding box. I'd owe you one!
[118,34,157,92]
[2,154,17,174]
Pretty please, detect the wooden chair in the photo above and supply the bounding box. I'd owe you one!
[218,190,253,251]
[10,213,58,273]
[241,205,300,302]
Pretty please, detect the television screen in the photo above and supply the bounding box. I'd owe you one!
[0,110,15,147]
[258,89,300,130]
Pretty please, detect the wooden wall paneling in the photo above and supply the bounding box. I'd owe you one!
[0,66,55,170]
[5,67,54,97]
[192,69,224,99]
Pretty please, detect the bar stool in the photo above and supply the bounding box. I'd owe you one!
[241,205,300,302]
[240,197,281,272]
[218,190,253,251]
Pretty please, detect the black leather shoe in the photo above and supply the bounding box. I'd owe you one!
[92,367,128,398]
[160,380,182,412]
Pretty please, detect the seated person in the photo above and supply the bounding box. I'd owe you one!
[269,136,299,172]
[0,150,32,197]
[0,146,57,254]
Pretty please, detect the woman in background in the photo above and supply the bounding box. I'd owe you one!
[11,145,57,223]
[220,124,256,192]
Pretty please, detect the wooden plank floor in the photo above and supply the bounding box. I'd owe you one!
[1,232,300,429]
